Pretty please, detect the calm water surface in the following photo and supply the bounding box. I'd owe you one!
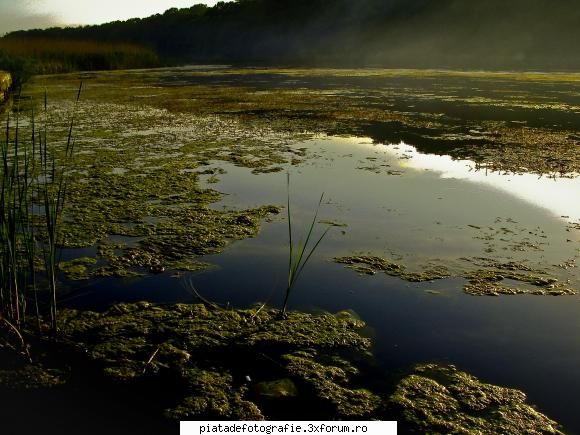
[64,136,580,432]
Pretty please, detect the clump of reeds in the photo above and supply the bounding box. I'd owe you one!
[0,84,81,336]
[0,95,35,331]
[0,37,159,77]
[281,173,330,316]
[41,84,82,331]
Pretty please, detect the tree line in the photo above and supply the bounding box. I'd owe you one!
[2,0,580,73]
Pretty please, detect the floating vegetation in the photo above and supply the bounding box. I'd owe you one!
[390,364,564,434]
[55,302,373,420]
[0,365,66,390]
[166,369,264,420]
[59,257,98,281]
[254,378,298,398]
[335,255,577,296]
[2,303,564,430]
[283,351,381,418]
[3,67,576,431]
[16,69,579,287]
[468,220,550,254]
[334,256,451,282]
[460,257,576,296]
[463,270,576,296]
[463,269,574,296]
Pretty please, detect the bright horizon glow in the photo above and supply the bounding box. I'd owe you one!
[0,0,228,34]
[35,0,224,26]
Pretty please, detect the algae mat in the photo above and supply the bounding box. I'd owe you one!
[18,67,580,284]
[0,303,564,433]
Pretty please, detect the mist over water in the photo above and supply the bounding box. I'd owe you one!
[4,0,580,70]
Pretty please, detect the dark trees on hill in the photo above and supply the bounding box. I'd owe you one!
[3,0,580,70]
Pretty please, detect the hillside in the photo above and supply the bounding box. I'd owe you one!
[3,0,580,70]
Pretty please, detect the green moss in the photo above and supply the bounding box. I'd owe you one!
[254,378,298,398]
[0,364,66,390]
[335,255,577,296]
[59,257,97,280]
[335,255,451,282]
[57,302,373,420]
[283,351,381,418]
[167,370,263,420]
[389,364,563,434]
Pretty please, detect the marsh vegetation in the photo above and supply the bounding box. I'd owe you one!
[0,66,578,433]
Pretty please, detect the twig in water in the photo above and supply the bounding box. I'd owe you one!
[183,275,223,311]
[142,346,160,374]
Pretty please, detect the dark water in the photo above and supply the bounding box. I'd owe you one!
[61,136,580,432]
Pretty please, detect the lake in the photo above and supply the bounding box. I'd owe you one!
[16,66,580,432]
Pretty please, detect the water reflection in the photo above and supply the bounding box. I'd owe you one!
[65,135,580,432]
[382,141,580,221]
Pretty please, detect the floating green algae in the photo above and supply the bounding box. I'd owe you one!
[463,269,574,296]
[0,364,66,390]
[166,369,264,420]
[16,67,580,285]
[283,351,381,418]
[334,255,577,296]
[389,364,563,434]
[56,302,373,420]
[59,257,97,280]
[335,255,452,282]
[254,378,298,398]
[0,302,565,429]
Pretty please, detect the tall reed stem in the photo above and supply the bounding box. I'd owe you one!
[0,82,81,334]
[281,173,329,316]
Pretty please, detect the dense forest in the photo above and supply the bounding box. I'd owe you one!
[2,0,580,72]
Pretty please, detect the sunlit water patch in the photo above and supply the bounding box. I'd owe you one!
[199,136,579,272]
[384,141,580,221]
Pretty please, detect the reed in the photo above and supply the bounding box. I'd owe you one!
[0,84,81,335]
[0,95,33,329]
[281,173,330,316]
[0,37,159,78]
[41,83,82,331]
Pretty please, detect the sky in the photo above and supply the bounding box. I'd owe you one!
[0,0,224,35]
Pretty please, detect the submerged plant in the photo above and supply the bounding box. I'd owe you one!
[281,173,330,316]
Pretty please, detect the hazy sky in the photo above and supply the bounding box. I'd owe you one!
[0,0,225,35]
